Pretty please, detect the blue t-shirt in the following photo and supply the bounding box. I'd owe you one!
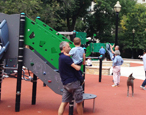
[69,47,85,64]
[99,48,106,54]
[59,53,81,85]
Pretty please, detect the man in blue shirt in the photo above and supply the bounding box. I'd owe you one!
[58,41,84,115]
[99,46,106,59]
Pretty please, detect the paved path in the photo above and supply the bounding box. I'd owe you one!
[121,66,145,80]
[110,59,145,80]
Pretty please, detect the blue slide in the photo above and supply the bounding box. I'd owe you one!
[0,20,10,59]
[106,43,113,60]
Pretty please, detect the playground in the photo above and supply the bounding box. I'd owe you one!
[0,13,146,115]
[0,60,146,115]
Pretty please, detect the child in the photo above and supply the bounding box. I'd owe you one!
[64,37,85,84]
[65,37,85,66]
[86,58,92,66]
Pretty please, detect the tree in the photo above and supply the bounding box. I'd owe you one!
[39,0,62,29]
[82,0,136,42]
[0,0,43,20]
[55,0,93,31]
[120,3,146,51]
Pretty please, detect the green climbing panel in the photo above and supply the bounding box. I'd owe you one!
[75,31,87,45]
[24,17,75,69]
[86,45,91,57]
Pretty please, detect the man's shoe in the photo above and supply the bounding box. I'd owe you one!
[140,86,146,90]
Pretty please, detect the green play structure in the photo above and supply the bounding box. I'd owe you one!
[90,43,114,53]
[24,17,93,69]
[24,17,75,69]
[75,31,87,45]
[0,13,108,113]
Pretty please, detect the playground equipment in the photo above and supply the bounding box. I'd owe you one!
[0,20,9,59]
[58,30,87,45]
[0,13,97,114]
[106,43,116,60]
[2,58,32,81]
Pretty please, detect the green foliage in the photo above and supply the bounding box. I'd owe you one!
[120,3,146,50]
[55,0,93,31]
[0,0,42,20]
[39,0,62,29]
[83,0,136,43]
[0,0,143,53]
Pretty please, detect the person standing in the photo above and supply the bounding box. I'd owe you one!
[99,46,106,60]
[112,50,123,87]
[106,43,120,60]
[110,44,120,54]
[140,49,146,90]
[58,41,84,115]
[110,44,120,60]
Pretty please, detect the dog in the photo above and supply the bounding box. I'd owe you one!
[127,73,135,97]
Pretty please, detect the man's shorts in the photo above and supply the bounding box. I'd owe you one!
[62,81,83,103]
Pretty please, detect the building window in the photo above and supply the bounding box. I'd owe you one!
[143,0,145,2]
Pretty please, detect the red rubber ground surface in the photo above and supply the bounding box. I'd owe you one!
[130,63,143,67]
[0,63,145,115]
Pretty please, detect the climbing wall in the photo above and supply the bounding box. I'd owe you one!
[24,17,75,69]
[23,48,63,95]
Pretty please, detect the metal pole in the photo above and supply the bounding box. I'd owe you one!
[132,33,134,59]
[69,99,74,115]
[99,58,102,82]
[82,45,86,109]
[32,74,37,105]
[15,13,25,112]
[115,12,119,46]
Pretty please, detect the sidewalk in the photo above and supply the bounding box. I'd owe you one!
[121,59,144,80]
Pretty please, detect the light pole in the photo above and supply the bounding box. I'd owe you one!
[114,1,121,46]
[132,28,135,59]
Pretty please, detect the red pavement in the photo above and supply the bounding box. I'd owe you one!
[0,74,146,115]
[130,63,143,67]
[0,62,146,115]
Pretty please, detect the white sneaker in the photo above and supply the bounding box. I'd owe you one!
[112,84,117,87]
[140,86,146,90]
[2,75,9,78]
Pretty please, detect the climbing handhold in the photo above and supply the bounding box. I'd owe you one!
[43,71,46,75]
[60,89,64,92]
[30,62,34,66]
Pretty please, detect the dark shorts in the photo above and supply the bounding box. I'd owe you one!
[62,81,83,103]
